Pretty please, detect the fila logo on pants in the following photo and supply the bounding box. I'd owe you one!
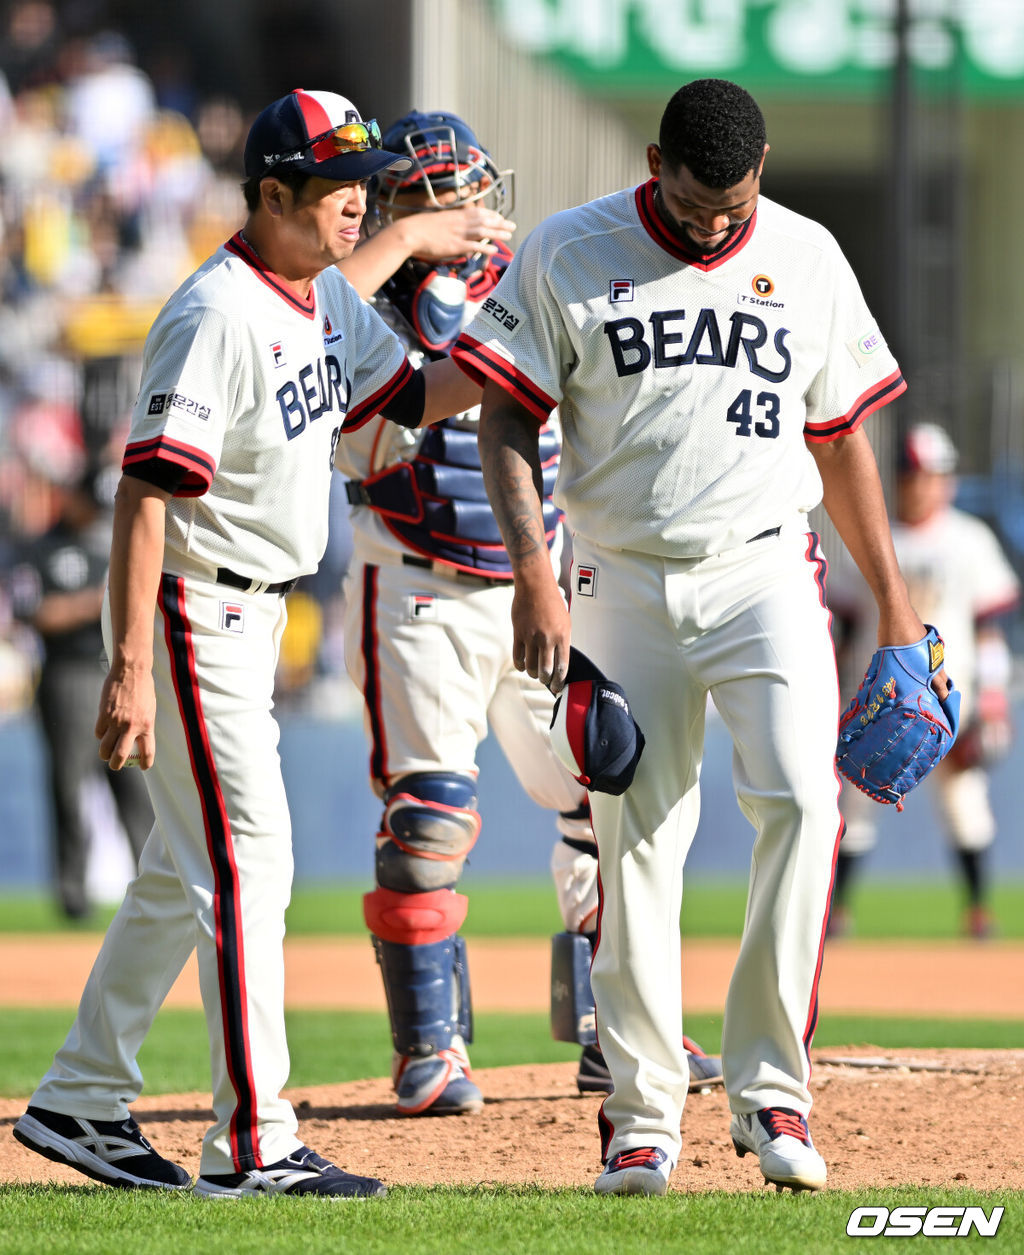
[221,602,245,633]
[576,566,597,597]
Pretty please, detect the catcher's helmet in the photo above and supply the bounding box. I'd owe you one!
[368,110,514,227]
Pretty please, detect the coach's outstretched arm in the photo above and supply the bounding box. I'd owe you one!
[339,203,516,300]
[95,476,170,771]
[478,381,570,690]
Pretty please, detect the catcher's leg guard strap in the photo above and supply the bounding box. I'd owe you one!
[370,932,473,1056]
[364,886,472,1055]
[363,885,468,946]
[550,930,597,1045]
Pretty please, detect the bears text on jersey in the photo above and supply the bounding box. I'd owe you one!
[276,352,349,440]
[603,307,791,383]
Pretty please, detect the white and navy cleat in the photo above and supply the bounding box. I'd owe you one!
[194,1145,386,1199]
[13,1106,191,1190]
[594,1146,673,1196]
[730,1107,827,1192]
[393,1037,483,1116]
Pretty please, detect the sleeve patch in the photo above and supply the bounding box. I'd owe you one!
[146,389,213,424]
[479,293,525,338]
[846,328,886,368]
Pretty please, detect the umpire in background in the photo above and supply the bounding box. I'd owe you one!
[9,464,151,919]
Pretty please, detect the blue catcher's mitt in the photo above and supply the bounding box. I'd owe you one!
[836,625,961,811]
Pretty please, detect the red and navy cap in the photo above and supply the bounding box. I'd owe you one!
[549,648,645,796]
[898,422,958,475]
[243,89,412,183]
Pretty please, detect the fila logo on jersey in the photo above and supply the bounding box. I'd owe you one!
[271,342,285,368]
[221,601,244,633]
[604,309,791,383]
[609,280,634,302]
[575,565,597,597]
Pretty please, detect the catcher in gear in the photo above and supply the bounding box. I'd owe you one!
[828,423,1018,939]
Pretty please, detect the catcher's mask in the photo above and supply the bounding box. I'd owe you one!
[368,110,514,228]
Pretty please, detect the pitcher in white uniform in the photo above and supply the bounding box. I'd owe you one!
[14,87,487,1201]
[455,78,945,1196]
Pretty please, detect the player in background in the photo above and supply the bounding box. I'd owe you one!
[332,109,708,1115]
[13,87,487,1200]
[828,422,1019,940]
[457,78,942,1196]
[8,464,153,920]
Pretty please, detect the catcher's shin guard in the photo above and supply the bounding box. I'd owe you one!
[369,931,473,1056]
[369,931,479,1115]
[550,930,597,1045]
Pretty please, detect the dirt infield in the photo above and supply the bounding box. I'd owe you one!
[2,935,1022,1192]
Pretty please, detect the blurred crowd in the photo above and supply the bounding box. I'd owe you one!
[0,3,353,718]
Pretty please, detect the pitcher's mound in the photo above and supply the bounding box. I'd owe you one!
[3,1048,1023,1192]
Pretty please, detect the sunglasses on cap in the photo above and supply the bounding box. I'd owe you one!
[267,119,383,171]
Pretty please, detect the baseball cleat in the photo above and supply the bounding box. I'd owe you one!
[594,1146,673,1196]
[964,905,997,940]
[577,1038,724,1095]
[13,1106,191,1190]
[194,1145,386,1198]
[730,1107,827,1192]
[393,1039,483,1116]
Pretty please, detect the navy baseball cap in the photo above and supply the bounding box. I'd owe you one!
[244,89,412,183]
[549,648,645,796]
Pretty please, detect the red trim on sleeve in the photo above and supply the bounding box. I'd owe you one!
[451,336,556,423]
[804,370,907,443]
[342,358,415,432]
[123,435,216,496]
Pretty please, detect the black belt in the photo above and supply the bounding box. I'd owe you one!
[747,526,781,543]
[216,566,297,596]
[401,553,509,586]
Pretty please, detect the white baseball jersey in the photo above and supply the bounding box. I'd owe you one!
[124,232,410,585]
[455,183,904,556]
[454,180,905,1171]
[32,232,416,1177]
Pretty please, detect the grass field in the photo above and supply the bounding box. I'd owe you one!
[3,874,1024,938]
[3,878,1021,1253]
[0,1184,1017,1255]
